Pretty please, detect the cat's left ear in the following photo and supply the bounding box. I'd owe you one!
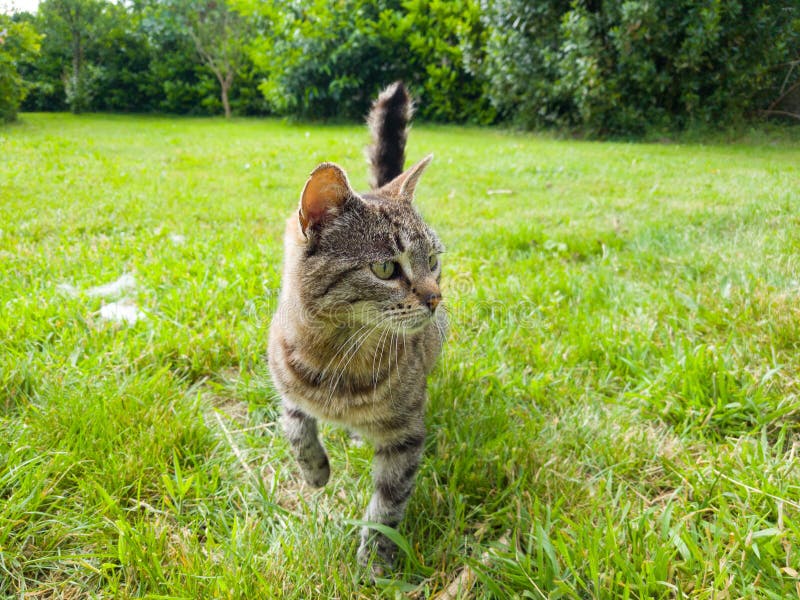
[299,162,354,235]
[380,154,433,202]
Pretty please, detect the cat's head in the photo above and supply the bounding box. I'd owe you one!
[289,156,443,333]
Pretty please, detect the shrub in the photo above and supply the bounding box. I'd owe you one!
[247,0,494,123]
[0,15,41,122]
[480,0,800,135]
[249,0,408,120]
[393,0,495,124]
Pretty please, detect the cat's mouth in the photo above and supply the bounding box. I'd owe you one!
[384,309,437,333]
[331,301,437,333]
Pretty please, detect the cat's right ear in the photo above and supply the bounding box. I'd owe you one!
[299,163,353,236]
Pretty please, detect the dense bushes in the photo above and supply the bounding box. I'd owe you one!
[398,0,494,123]
[249,0,798,132]
[18,0,267,116]
[249,0,408,120]
[5,0,800,135]
[480,0,800,135]
[248,0,492,123]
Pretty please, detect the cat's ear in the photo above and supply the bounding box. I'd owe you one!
[299,163,354,234]
[380,154,433,202]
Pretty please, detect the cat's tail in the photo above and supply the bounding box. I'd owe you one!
[367,81,414,189]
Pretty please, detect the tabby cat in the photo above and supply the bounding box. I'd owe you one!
[267,81,445,574]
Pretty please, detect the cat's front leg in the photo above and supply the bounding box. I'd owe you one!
[357,425,425,574]
[280,402,330,488]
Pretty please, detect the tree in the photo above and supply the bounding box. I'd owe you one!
[37,0,105,113]
[161,0,251,118]
[0,14,41,122]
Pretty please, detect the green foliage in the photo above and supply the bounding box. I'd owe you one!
[0,14,41,122]
[19,0,266,116]
[62,61,98,112]
[11,0,799,133]
[25,0,146,113]
[139,11,216,115]
[246,0,493,123]
[153,0,254,118]
[15,9,66,111]
[395,0,494,124]
[248,0,409,120]
[36,0,106,113]
[90,3,156,112]
[480,0,800,135]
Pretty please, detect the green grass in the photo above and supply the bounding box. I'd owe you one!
[1,113,799,598]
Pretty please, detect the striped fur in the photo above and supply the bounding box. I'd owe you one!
[268,82,445,576]
[367,81,414,189]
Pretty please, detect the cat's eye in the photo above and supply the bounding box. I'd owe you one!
[371,261,396,280]
[428,254,439,270]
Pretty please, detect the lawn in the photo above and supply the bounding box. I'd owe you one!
[1,113,799,598]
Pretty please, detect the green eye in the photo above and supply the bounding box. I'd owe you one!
[370,261,396,280]
[428,254,439,270]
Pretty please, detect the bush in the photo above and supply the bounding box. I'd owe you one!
[480,0,800,135]
[0,15,41,122]
[247,0,494,123]
[248,0,407,120]
[395,0,495,124]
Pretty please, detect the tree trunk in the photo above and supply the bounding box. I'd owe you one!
[72,31,81,113]
[221,83,231,119]
[212,68,233,119]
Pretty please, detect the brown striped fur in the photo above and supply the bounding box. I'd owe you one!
[267,82,445,575]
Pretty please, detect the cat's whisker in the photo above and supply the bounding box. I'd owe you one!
[325,321,383,407]
[321,322,376,396]
[328,323,375,371]
[393,329,400,374]
[435,321,448,371]
[317,325,374,406]
[380,326,395,394]
[386,330,397,397]
[371,325,392,387]
[323,328,379,412]
[434,319,447,343]
[368,326,388,402]
[318,321,372,381]
[434,319,448,369]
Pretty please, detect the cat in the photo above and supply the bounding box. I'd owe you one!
[267,81,446,576]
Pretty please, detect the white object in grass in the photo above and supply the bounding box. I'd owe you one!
[99,299,145,324]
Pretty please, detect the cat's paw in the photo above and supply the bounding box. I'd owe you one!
[357,529,397,580]
[298,454,330,488]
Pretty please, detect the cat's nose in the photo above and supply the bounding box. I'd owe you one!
[423,292,441,312]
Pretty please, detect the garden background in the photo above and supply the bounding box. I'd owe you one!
[2,1,800,598]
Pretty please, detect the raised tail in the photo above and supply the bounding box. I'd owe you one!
[367,81,414,189]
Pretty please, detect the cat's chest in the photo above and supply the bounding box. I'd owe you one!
[274,327,428,424]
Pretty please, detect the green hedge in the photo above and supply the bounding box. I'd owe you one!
[7,0,800,135]
[479,0,800,135]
